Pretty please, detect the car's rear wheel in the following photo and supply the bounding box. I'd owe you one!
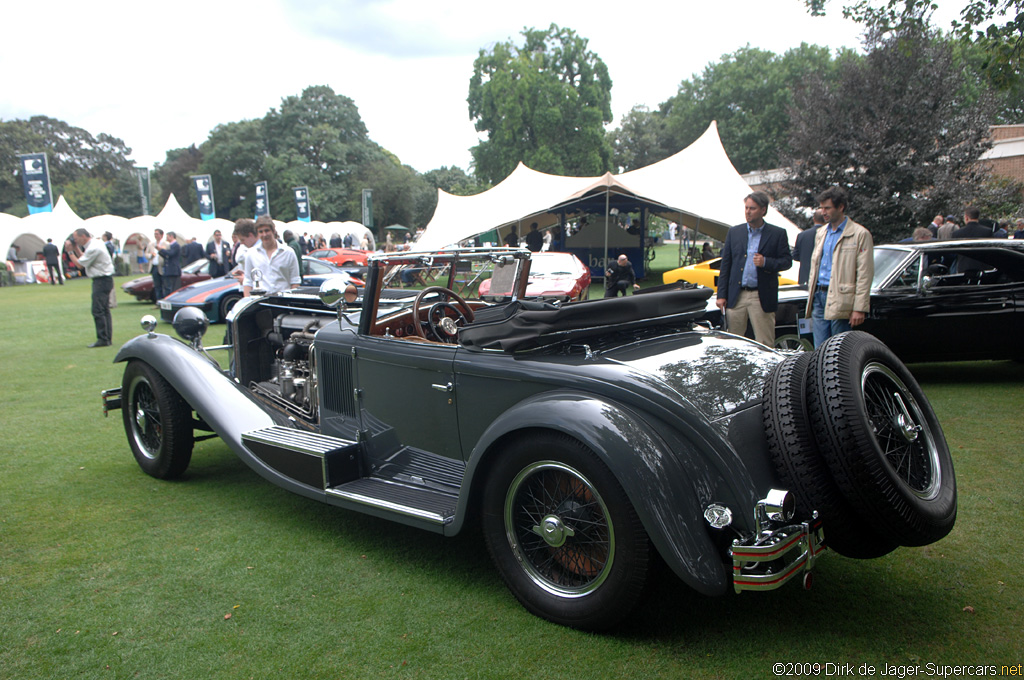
[481,433,651,630]
[218,294,241,322]
[762,353,896,558]
[806,332,957,546]
[122,360,194,479]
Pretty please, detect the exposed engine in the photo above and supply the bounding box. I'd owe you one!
[250,313,326,419]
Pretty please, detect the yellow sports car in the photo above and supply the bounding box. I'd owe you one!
[663,258,797,292]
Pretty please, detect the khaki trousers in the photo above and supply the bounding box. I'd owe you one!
[726,289,776,346]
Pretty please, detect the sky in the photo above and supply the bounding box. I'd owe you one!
[1,0,921,175]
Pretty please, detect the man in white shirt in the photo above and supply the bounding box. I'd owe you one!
[243,216,300,296]
[66,228,115,347]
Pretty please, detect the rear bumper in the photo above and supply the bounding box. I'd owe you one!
[730,516,826,592]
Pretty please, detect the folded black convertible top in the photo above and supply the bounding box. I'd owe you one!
[459,287,714,352]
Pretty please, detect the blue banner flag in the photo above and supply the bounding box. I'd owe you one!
[191,174,216,220]
[18,153,53,214]
[294,186,310,222]
[254,181,269,218]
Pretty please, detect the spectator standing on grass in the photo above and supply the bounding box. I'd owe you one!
[206,229,231,278]
[43,238,63,285]
[716,191,792,346]
[525,222,544,252]
[1013,219,1024,239]
[150,229,165,301]
[243,216,300,296]
[157,231,182,298]
[805,186,873,348]
[65,228,114,348]
[232,219,258,279]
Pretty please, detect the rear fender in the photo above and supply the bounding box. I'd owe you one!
[458,390,730,596]
[113,333,324,501]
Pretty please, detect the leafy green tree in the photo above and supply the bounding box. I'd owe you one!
[657,44,848,173]
[198,119,266,219]
[468,24,613,184]
[0,116,138,217]
[781,26,1012,243]
[805,0,1023,91]
[610,105,666,172]
[152,145,202,215]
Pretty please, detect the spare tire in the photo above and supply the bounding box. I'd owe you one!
[805,331,957,546]
[762,353,896,558]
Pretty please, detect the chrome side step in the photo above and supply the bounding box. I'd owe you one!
[326,478,457,525]
[241,425,359,489]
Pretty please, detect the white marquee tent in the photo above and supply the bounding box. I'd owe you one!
[416,121,801,258]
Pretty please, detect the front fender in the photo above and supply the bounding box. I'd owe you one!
[458,390,730,596]
[112,334,324,501]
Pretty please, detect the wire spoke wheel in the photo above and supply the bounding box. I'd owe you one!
[121,360,194,479]
[861,362,940,499]
[505,461,613,596]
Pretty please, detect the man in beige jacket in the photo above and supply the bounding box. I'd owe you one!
[805,186,874,348]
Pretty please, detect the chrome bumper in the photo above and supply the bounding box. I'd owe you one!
[102,387,122,416]
[730,516,826,593]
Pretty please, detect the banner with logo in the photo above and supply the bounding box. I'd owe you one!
[191,174,216,220]
[254,181,269,218]
[361,188,373,229]
[134,167,151,216]
[18,153,53,214]
[294,186,310,222]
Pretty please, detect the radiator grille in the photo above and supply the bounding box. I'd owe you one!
[319,351,356,417]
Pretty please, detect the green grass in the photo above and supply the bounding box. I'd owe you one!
[1,278,1023,679]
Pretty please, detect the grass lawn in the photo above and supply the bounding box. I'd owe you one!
[1,277,1022,679]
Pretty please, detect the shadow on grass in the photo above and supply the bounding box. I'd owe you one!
[908,359,1024,385]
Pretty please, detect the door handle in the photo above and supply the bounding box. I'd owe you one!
[431,382,453,393]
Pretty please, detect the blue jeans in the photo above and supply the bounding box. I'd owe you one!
[811,289,851,348]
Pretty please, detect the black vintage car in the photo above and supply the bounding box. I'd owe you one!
[770,239,1024,361]
[102,248,957,630]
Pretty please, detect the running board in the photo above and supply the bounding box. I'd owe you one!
[326,478,457,525]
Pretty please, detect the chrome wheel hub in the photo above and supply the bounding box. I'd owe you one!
[532,514,575,548]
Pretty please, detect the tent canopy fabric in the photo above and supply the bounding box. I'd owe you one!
[416,121,801,252]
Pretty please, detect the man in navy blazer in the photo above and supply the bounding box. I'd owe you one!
[716,191,792,346]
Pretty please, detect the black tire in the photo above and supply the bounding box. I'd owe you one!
[218,294,241,322]
[806,332,957,546]
[122,360,194,479]
[481,433,651,630]
[762,354,897,558]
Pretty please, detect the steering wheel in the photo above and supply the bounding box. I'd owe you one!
[413,286,476,342]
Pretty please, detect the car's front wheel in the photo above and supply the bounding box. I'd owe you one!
[122,360,194,479]
[481,433,651,630]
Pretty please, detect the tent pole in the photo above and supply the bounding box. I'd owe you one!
[603,190,610,282]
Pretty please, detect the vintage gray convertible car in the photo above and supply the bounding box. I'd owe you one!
[102,248,957,630]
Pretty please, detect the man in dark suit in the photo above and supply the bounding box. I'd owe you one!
[157,231,182,298]
[792,210,824,286]
[951,206,993,239]
[43,238,63,285]
[716,191,793,346]
[205,229,231,277]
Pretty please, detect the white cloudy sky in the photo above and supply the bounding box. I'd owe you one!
[1,0,954,174]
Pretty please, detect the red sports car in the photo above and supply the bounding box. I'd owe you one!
[308,247,371,267]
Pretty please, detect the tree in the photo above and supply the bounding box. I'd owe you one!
[804,0,1024,90]
[152,145,202,215]
[782,26,1006,243]
[0,116,139,217]
[656,44,848,174]
[610,106,666,172]
[468,24,613,184]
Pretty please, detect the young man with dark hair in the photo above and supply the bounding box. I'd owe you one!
[805,186,874,347]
